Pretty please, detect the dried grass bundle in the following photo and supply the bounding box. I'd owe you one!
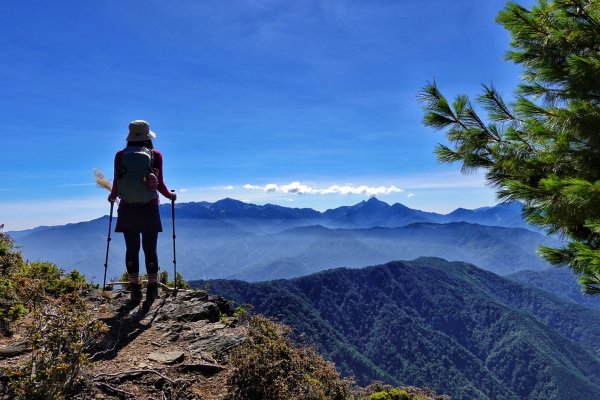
[93,169,112,191]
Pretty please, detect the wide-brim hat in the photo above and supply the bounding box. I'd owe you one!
[126,120,157,141]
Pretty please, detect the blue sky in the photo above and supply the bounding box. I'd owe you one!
[1,0,534,230]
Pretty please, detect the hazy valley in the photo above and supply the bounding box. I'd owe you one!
[10,198,556,282]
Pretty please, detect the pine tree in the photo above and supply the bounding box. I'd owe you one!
[419,0,600,294]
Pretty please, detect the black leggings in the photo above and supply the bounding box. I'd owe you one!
[123,232,159,274]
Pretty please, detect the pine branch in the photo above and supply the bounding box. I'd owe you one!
[418,82,469,131]
[478,84,518,123]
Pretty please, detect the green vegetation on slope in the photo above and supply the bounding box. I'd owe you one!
[195,258,600,400]
[0,229,106,400]
[229,315,445,400]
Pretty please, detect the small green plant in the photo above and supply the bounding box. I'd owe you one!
[173,271,189,289]
[118,271,131,283]
[159,270,169,284]
[157,271,190,289]
[233,304,253,321]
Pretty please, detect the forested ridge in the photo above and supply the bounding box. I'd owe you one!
[194,258,600,400]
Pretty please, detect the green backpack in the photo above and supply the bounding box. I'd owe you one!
[116,146,158,203]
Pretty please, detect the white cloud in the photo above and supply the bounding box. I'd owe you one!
[319,185,402,196]
[264,183,279,192]
[224,185,234,190]
[280,182,314,194]
[407,192,415,198]
[180,188,188,192]
[242,181,402,197]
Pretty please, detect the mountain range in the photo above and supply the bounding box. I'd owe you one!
[8,198,556,281]
[157,197,532,232]
[193,258,600,400]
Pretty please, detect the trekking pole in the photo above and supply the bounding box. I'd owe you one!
[171,190,177,295]
[103,200,115,290]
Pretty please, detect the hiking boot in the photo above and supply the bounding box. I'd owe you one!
[146,282,159,302]
[129,283,142,304]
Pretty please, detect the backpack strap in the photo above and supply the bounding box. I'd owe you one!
[115,150,126,178]
[139,145,156,169]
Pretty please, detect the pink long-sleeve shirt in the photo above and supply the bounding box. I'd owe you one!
[110,148,173,204]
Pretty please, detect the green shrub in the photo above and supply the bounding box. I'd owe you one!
[0,230,25,335]
[7,290,107,400]
[16,261,92,299]
[233,304,253,321]
[228,315,351,400]
[369,393,387,400]
[171,272,189,289]
[159,270,168,284]
[0,277,21,335]
[367,388,410,400]
[0,230,107,398]
[0,230,23,274]
[156,271,189,289]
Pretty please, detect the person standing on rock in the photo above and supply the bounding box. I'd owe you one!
[108,120,176,304]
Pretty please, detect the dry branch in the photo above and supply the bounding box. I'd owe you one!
[93,368,189,385]
[95,381,135,399]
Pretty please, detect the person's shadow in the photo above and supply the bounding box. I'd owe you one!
[89,293,166,361]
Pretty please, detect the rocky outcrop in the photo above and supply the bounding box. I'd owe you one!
[0,286,245,400]
[75,286,246,399]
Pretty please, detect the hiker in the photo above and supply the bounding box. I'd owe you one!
[108,120,176,303]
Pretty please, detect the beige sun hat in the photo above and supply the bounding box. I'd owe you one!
[126,120,157,141]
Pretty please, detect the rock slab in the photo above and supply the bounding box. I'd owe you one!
[148,351,185,365]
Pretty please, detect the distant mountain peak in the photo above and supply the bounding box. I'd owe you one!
[214,197,245,206]
[366,197,386,204]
